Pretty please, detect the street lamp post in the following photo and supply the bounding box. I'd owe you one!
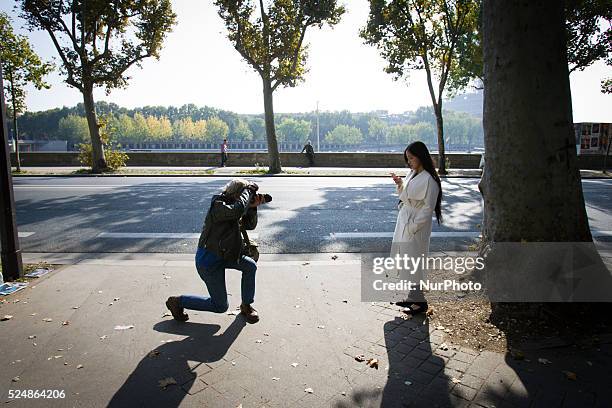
[0,63,23,281]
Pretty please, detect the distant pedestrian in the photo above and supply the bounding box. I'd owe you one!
[301,140,315,166]
[221,139,229,167]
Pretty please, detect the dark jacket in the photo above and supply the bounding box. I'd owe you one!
[197,189,258,262]
[301,144,314,155]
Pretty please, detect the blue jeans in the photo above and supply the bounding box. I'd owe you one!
[179,248,257,313]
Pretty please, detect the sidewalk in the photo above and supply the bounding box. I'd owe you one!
[1,253,611,407]
[11,166,612,178]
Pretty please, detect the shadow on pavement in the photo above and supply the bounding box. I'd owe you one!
[108,316,246,407]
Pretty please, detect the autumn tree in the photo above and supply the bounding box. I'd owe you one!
[19,0,176,173]
[0,12,53,171]
[215,0,345,173]
[362,0,480,174]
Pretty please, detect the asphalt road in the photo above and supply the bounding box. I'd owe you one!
[12,176,612,254]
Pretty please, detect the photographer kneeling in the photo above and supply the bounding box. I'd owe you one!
[166,178,268,324]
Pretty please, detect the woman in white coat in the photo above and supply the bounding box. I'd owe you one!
[390,141,442,315]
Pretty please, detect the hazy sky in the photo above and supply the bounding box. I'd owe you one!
[2,0,610,121]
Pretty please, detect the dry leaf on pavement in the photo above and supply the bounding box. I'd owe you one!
[366,358,379,369]
[304,388,314,394]
[354,354,366,362]
[114,325,134,330]
[1,315,13,321]
[158,377,177,388]
[563,371,577,380]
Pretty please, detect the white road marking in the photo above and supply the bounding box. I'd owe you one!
[97,232,259,240]
[18,232,36,238]
[327,231,612,239]
[328,231,481,239]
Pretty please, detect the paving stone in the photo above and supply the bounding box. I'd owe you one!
[452,383,479,401]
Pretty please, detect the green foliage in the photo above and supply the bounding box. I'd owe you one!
[0,12,52,117]
[78,117,128,171]
[58,114,89,145]
[205,117,230,142]
[368,118,388,143]
[277,117,311,142]
[361,0,481,94]
[215,0,345,89]
[234,119,254,141]
[325,125,364,145]
[19,0,177,93]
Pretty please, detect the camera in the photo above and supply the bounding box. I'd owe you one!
[253,193,272,204]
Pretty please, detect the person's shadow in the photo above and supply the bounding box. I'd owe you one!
[337,315,453,407]
[108,317,246,407]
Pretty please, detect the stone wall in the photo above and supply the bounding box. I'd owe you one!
[10,151,610,170]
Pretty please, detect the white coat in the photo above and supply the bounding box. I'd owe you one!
[391,169,440,279]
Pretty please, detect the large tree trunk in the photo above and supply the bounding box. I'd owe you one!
[434,104,447,174]
[262,79,282,173]
[8,70,20,172]
[481,0,590,243]
[82,84,107,173]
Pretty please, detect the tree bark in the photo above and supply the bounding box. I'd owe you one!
[82,84,107,173]
[434,104,447,174]
[262,79,282,173]
[481,0,591,243]
[8,70,20,172]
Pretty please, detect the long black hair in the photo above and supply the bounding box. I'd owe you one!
[404,141,443,224]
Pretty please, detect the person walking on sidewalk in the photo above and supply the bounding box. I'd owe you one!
[220,139,229,167]
[390,141,442,315]
[166,178,266,324]
[301,140,315,166]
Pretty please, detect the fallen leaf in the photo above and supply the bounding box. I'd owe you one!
[342,299,348,303]
[113,298,120,301]
[148,350,161,358]
[404,381,412,386]
[263,332,270,336]
[331,255,338,260]
[366,358,379,369]
[28,335,36,339]
[162,312,171,318]
[76,364,83,369]
[62,321,70,326]
[354,354,366,362]
[304,387,314,394]
[538,358,552,365]
[1,315,13,321]
[436,326,445,330]
[255,339,263,344]
[272,377,280,381]
[12,376,20,382]
[291,362,299,367]
[114,325,134,330]
[439,343,449,351]
[100,335,108,340]
[563,371,577,380]
[42,318,53,322]
[158,377,176,388]
[72,306,80,310]
[317,325,325,329]
[451,377,461,384]
[302,262,310,266]
[341,391,346,396]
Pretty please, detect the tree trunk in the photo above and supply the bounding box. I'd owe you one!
[82,84,107,173]
[262,79,282,173]
[481,0,591,243]
[434,105,447,174]
[7,70,20,172]
[603,133,611,174]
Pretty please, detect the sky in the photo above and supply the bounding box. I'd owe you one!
[1,0,610,121]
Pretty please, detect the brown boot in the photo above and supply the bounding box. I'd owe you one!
[240,303,259,324]
[165,296,189,322]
